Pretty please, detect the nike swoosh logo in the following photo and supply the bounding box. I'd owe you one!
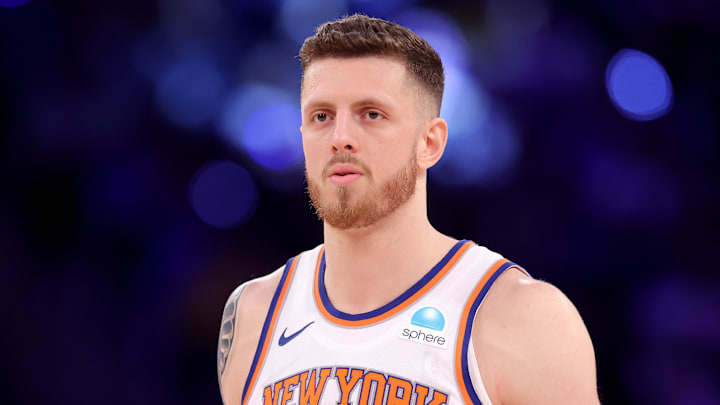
[278,321,314,347]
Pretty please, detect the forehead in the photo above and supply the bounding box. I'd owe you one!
[301,56,415,108]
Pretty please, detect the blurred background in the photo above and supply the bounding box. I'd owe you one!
[1,0,718,404]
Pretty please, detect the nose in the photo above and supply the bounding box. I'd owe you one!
[330,110,359,153]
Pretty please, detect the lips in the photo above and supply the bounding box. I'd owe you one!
[329,173,362,186]
[329,164,362,177]
[328,163,363,186]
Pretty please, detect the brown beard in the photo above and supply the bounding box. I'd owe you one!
[306,152,419,230]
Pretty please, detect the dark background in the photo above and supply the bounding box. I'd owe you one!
[1,0,719,404]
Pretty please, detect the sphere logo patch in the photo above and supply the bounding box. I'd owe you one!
[411,307,445,331]
[399,306,448,349]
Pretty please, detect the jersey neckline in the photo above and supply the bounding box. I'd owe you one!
[313,239,474,327]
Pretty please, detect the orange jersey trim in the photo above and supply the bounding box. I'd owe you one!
[242,255,300,405]
[455,258,525,404]
[313,241,474,327]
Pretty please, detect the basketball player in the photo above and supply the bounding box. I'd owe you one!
[217,14,599,405]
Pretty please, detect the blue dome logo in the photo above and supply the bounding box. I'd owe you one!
[411,307,445,331]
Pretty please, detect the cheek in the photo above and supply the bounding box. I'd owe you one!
[302,136,325,175]
[377,137,412,163]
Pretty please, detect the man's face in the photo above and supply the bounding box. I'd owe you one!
[300,56,424,229]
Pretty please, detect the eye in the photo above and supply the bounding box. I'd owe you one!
[365,110,384,120]
[313,112,329,123]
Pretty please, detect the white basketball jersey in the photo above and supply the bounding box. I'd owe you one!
[241,240,527,405]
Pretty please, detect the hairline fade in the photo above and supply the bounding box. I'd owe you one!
[298,14,445,117]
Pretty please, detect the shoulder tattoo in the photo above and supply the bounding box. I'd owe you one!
[217,284,245,385]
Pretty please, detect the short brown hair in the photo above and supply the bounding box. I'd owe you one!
[299,14,445,116]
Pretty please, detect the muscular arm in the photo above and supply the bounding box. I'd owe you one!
[473,269,600,405]
[217,269,284,405]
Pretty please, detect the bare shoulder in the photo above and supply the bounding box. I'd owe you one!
[472,268,599,405]
[217,267,285,405]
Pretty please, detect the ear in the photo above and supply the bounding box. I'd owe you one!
[417,117,448,170]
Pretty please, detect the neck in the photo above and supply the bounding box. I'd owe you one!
[321,190,457,314]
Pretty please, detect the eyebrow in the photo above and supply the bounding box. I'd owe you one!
[303,97,395,112]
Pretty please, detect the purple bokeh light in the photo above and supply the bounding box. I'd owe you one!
[189,161,258,229]
[635,274,720,344]
[155,58,224,129]
[626,274,720,404]
[580,151,681,226]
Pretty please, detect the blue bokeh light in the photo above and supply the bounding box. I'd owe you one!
[189,161,258,229]
[280,0,348,45]
[219,83,304,171]
[441,66,490,136]
[396,8,471,68]
[434,67,520,187]
[349,0,418,15]
[606,49,673,121]
[240,102,303,170]
[395,9,520,187]
[434,104,520,188]
[155,58,224,128]
[0,0,31,7]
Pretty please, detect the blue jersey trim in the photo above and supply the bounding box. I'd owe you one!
[241,256,295,404]
[460,261,527,404]
[316,239,470,322]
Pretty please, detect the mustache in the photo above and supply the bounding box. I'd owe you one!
[321,154,372,177]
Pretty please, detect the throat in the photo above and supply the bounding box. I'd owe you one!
[320,236,461,315]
